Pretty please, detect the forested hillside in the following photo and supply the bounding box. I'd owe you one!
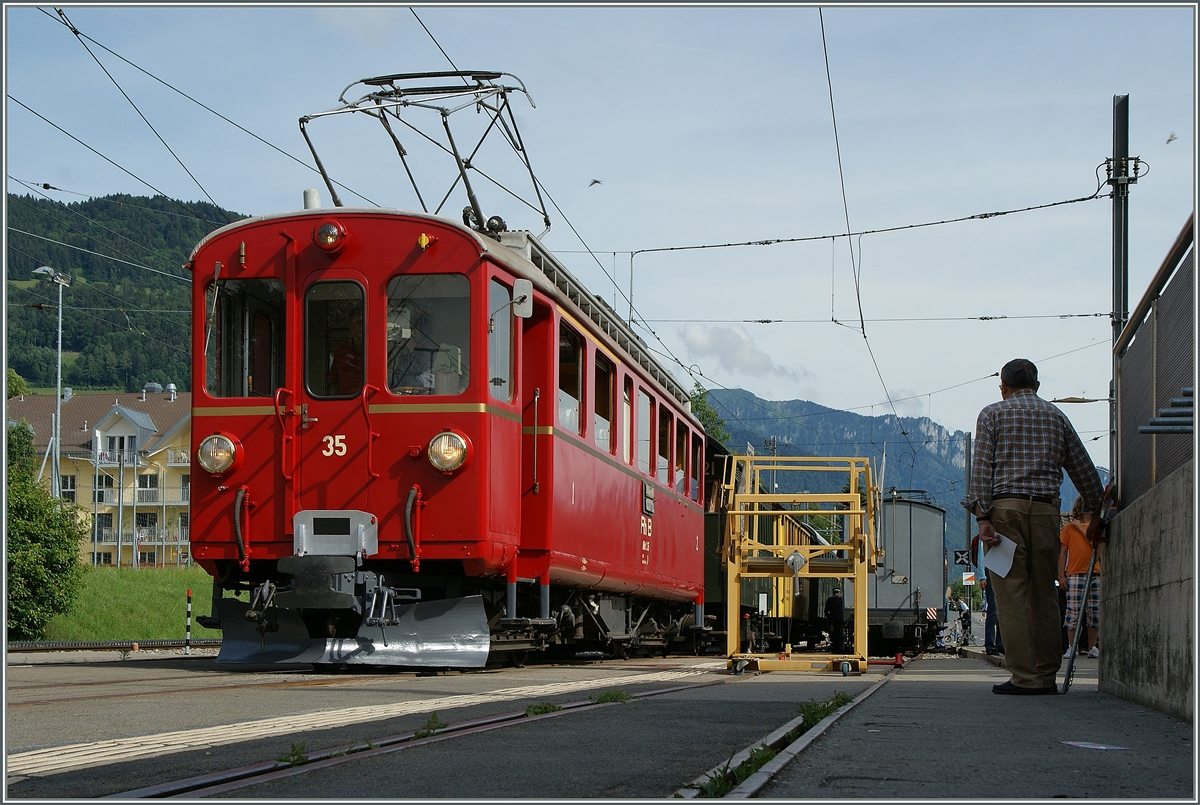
[7,193,244,392]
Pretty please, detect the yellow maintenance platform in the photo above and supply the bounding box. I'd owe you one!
[722,454,880,673]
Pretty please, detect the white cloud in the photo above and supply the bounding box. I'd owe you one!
[881,389,926,418]
[678,324,801,381]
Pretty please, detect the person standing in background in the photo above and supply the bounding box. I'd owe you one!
[973,534,1005,657]
[1059,497,1101,659]
[824,588,845,653]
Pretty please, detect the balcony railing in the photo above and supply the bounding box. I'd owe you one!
[89,488,191,506]
[166,449,191,466]
[92,528,191,544]
[96,450,141,467]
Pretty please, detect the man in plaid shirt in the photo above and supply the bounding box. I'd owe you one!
[968,358,1103,695]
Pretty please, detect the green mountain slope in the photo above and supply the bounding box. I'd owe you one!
[7,192,245,392]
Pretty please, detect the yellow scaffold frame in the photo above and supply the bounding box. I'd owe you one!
[724,455,880,673]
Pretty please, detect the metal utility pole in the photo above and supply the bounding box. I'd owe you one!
[763,436,778,493]
[31,266,70,499]
[1110,95,1131,475]
[963,432,972,552]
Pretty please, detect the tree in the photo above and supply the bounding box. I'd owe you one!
[691,381,730,444]
[6,420,88,640]
[7,367,30,398]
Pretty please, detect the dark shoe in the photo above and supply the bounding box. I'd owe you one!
[992,681,1057,695]
[986,649,1003,656]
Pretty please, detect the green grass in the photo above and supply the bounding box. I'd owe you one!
[690,691,856,798]
[412,712,447,739]
[525,702,563,716]
[41,565,222,642]
[588,689,633,704]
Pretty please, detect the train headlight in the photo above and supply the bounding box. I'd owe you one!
[198,434,239,475]
[428,430,471,474]
[314,220,347,252]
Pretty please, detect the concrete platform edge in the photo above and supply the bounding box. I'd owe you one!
[674,671,894,799]
[723,672,893,799]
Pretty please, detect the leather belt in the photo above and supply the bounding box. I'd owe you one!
[993,493,1057,505]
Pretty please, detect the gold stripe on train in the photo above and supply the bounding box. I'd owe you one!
[370,403,522,423]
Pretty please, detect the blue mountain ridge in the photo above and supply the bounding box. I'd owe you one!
[705,388,1109,557]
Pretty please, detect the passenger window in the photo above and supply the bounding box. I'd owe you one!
[594,353,614,452]
[488,279,513,402]
[386,274,470,396]
[675,424,688,495]
[658,410,672,485]
[204,278,286,398]
[623,377,633,465]
[691,435,702,504]
[306,281,363,399]
[637,390,653,475]
[558,323,583,434]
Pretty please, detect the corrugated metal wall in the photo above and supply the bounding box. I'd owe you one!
[1117,244,1194,504]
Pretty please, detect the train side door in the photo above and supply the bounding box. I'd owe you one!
[296,276,374,516]
[519,291,553,553]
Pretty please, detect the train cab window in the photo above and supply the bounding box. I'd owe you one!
[675,424,688,495]
[487,279,513,402]
[558,323,583,435]
[594,353,614,452]
[204,278,285,398]
[691,435,702,504]
[386,274,470,396]
[306,281,364,398]
[636,389,653,475]
[623,377,634,465]
[657,410,672,485]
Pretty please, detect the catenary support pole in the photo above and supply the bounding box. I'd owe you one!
[1110,95,1130,475]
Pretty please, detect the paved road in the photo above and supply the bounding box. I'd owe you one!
[7,648,1190,800]
[5,651,879,799]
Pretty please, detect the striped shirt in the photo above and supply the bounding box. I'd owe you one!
[968,388,1103,515]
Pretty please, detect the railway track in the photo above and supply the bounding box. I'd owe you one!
[7,639,221,653]
[106,678,723,798]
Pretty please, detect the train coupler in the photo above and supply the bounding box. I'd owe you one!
[245,580,278,625]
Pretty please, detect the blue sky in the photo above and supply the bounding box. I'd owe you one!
[5,5,1196,468]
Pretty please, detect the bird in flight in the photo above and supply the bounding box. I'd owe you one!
[1166,132,1178,144]
[588,179,602,187]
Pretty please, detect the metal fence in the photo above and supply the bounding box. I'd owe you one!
[1116,216,1194,505]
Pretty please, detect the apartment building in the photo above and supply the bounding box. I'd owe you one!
[7,384,192,567]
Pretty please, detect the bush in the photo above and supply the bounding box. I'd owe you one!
[6,421,88,640]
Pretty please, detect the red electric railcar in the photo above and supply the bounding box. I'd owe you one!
[188,205,711,666]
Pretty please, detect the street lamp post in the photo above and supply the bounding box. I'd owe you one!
[32,266,71,499]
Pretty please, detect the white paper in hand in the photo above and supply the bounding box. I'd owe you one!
[983,533,1017,579]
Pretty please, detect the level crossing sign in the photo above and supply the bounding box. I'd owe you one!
[953,549,971,566]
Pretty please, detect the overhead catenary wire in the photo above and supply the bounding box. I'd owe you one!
[16,178,228,225]
[9,181,195,284]
[13,8,1111,480]
[53,8,233,225]
[816,7,920,485]
[641,312,1109,324]
[8,95,214,225]
[34,7,360,199]
[8,227,190,285]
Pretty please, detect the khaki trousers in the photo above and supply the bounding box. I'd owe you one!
[990,499,1062,689]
